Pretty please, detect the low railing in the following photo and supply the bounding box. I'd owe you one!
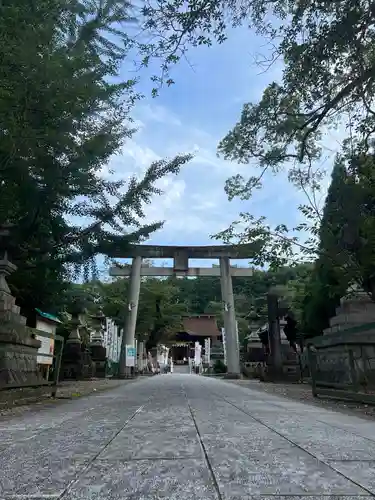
[0,332,64,398]
[308,326,375,404]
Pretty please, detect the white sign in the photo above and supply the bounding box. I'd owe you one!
[221,328,227,365]
[125,345,136,367]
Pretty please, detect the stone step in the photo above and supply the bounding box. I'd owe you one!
[323,325,340,335]
[336,302,375,316]
[330,312,375,327]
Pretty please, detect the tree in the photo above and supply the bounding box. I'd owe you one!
[299,150,375,336]
[97,276,188,349]
[175,276,222,313]
[298,158,360,336]
[58,262,316,346]
[320,152,375,299]
[300,266,342,339]
[142,0,375,165]
[139,279,188,350]
[140,0,375,270]
[0,0,192,316]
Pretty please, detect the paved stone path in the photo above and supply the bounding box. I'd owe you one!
[1,374,375,499]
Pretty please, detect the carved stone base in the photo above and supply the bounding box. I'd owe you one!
[0,339,43,386]
[0,250,44,387]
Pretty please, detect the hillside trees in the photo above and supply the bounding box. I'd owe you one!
[63,263,313,348]
[0,0,191,317]
[90,277,187,349]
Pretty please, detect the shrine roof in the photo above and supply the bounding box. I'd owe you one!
[181,315,221,337]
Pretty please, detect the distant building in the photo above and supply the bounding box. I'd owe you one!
[169,314,222,364]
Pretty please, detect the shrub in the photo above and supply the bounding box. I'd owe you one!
[213,359,227,374]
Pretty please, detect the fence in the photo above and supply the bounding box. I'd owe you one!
[308,323,375,404]
[0,331,64,398]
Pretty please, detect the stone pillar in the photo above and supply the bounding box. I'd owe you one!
[118,256,142,378]
[267,292,283,373]
[220,257,240,377]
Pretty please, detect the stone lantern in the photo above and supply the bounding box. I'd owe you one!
[88,310,107,378]
[60,292,95,380]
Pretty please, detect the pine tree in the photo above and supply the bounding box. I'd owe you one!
[301,152,375,336]
[300,161,350,336]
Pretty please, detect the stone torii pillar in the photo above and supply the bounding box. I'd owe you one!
[220,257,240,377]
[118,256,142,378]
[110,245,254,379]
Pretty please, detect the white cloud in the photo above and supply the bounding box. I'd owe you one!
[103,99,315,246]
[135,103,182,127]
[143,176,186,223]
[121,140,161,174]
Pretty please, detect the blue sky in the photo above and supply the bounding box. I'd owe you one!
[105,24,334,270]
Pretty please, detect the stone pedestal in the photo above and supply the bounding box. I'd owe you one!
[0,254,43,386]
[324,291,375,334]
[89,343,106,378]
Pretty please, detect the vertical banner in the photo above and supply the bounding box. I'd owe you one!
[236,320,239,351]
[204,338,211,365]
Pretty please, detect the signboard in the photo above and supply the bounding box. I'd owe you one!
[125,345,136,367]
[36,335,54,365]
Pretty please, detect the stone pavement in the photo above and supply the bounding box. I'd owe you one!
[1,374,375,500]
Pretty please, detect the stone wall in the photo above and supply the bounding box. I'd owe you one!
[310,325,375,390]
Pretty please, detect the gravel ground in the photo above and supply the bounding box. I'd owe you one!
[229,379,375,421]
[0,378,134,419]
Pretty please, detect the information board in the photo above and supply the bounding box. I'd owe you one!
[125,345,136,367]
[35,319,55,365]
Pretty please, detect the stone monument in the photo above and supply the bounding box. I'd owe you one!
[312,288,375,391]
[0,224,43,385]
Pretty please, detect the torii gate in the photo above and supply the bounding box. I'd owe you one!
[109,245,253,378]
